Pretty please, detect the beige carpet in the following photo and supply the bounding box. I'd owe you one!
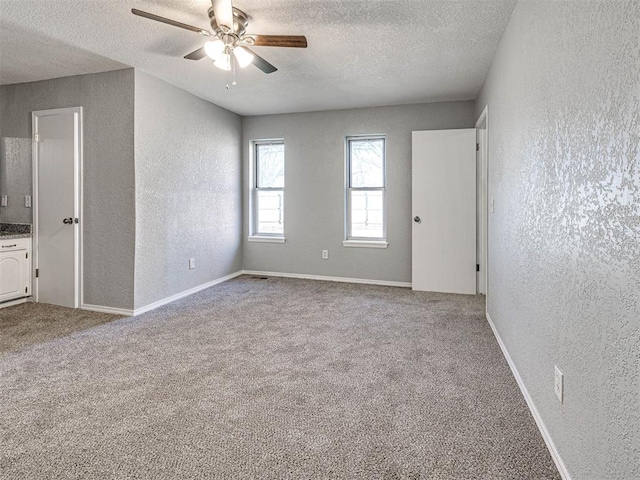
[0,276,560,479]
[0,302,124,355]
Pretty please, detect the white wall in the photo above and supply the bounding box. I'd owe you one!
[134,71,243,309]
[242,101,475,283]
[476,1,640,478]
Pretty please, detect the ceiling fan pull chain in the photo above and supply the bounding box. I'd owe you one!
[232,52,237,87]
[225,50,233,89]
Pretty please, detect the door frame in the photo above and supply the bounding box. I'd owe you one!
[475,105,489,297]
[32,107,84,307]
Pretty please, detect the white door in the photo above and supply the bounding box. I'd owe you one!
[476,107,488,295]
[33,107,82,308]
[412,129,476,294]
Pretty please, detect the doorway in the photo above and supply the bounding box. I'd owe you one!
[32,107,83,308]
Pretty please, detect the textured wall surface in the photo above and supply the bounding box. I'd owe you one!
[0,70,136,309]
[0,137,31,224]
[134,71,242,309]
[242,102,476,282]
[476,1,639,478]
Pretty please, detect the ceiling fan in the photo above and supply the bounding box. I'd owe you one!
[132,0,307,79]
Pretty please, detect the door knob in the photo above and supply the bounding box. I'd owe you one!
[63,217,73,224]
[414,216,421,223]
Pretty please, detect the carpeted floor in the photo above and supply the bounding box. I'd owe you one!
[0,276,560,479]
[0,303,124,355]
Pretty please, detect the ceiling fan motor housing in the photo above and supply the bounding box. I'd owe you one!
[208,7,249,37]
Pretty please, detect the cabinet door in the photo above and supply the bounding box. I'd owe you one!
[0,250,27,302]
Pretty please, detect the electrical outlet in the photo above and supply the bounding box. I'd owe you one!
[554,365,564,403]
[1,195,7,207]
[25,195,32,208]
[490,198,495,213]
[322,250,329,260]
[189,258,195,270]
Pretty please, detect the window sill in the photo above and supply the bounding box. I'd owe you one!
[248,236,286,244]
[342,240,388,249]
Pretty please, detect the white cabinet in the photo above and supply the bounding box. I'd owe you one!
[0,237,31,303]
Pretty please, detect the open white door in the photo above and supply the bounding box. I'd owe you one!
[33,107,82,308]
[412,129,476,294]
[476,107,488,295]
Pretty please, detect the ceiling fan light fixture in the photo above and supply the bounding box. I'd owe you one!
[214,52,232,71]
[204,39,225,60]
[132,2,306,79]
[233,46,254,68]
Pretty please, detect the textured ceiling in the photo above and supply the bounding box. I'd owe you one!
[0,21,128,85]
[0,0,517,116]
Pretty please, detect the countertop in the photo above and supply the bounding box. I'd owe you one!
[0,232,32,240]
[0,223,32,240]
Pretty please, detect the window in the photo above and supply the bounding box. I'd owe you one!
[250,140,285,240]
[345,136,387,246]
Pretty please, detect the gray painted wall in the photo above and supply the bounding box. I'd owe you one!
[134,71,242,309]
[0,137,31,224]
[242,101,475,282]
[476,1,639,478]
[0,69,136,309]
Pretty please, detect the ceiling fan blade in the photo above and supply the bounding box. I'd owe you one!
[245,48,278,74]
[249,35,308,48]
[211,0,234,31]
[131,8,212,36]
[184,47,207,60]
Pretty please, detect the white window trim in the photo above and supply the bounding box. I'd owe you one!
[249,139,285,240]
[345,134,387,243]
[248,236,286,244]
[342,240,388,248]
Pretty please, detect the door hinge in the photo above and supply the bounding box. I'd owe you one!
[26,252,28,259]
[36,268,39,278]
[34,134,41,143]
[476,264,480,272]
[476,143,480,152]
[25,286,28,293]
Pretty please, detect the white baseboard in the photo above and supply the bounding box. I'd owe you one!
[81,270,408,318]
[133,270,244,316]
[81,304,134,316]
[0,297,29,309]
[486,311,571,480]
[242,270,412,288]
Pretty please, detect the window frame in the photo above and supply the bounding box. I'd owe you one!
[344,135,388,246]
[250,139,285,241]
